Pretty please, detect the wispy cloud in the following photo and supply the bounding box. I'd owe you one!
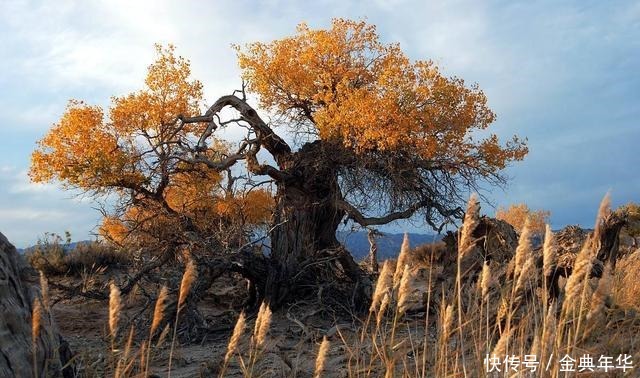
[0,0,638,246]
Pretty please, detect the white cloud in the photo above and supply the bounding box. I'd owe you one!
[0,208,68,221]
[6,170,56,194]
[0,0,639,245]
[0,165,15,174]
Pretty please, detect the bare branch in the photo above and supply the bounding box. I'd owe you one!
[189,95,292,164]
[337,198,462,229]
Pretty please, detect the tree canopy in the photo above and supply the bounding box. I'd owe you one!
[31,45,272,252]
[235,19,527,229]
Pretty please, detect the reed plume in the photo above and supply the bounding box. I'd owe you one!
[436,302,454,374]
[480,262,491,300]
[32,298,42,343]
[156,324,170,347]
[513,218,532,280]
[393,233,410,289]
[109,281,121,342]
[458,194,480,258]
[115,326,135,378]
[542,224,557,277]
[440,304,454,341]
[32,298,42,378]
[540,302,557,364]
[220,312,246,377]
[39,271,49,311]
[491,328,510,358]
[376,293,390,327]
[314,336,330,378]
[169,259,198,377]
[145,285,169,375]
[370,260,393,313]
[584,263,613,340]
[150,285,169,336]
[514,256,536,296]
[593,192,611,242]
[254,302,272,349]
[564,241,593,305]
[397,264,412,315]
[587,263,612,320]
[178,259,197,311]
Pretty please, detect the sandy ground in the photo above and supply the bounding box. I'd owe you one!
[49,275,410,378]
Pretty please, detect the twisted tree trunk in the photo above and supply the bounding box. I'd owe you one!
[264,142,368,309]
[0,232,73,377]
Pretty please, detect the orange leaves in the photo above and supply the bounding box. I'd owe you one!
[238,189,275,225]
[31,44,276,249]
[110,44,203,135]
[165,170,222,212]
[30,45,206,192]
[213,189,274,225]
[30,101,138,189]
[237,18,527,171]
[99,215,130,245]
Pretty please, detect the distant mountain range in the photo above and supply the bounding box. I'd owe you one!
[338,231,442,261]
[16,241,91,254]
[16,232,442,261]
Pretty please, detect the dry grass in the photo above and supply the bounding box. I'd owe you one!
[27,236,130,276]
[32,195,640,377]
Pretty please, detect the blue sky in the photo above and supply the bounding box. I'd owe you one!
[0,0,638,247]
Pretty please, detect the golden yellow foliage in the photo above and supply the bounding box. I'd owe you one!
[32,44,273,250]
[495,203,550,235]
[237,19,527,169]
[30,44,202,191]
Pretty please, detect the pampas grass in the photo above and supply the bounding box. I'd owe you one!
[393,233,410,290]
[370,260,393,313]
[145,285,169,375]
[376,293,391,327]
[168,259,198,377]
[178,259,197,311]
[542,224,557,278]
[150,285,169,337]
[253,302,272,350]
[491,328,510,358]
[220,311,247,377]
[480,262,491,300]
[39,271,49,311]
[513,218,532,281]
[314,336,330,378]
[563,241,592,304]
[32,297,42,378]
[109,282,121,344]
[458,193,480,258]
[396,264,412,315]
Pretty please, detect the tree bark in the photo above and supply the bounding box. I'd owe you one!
[263,141,367,309]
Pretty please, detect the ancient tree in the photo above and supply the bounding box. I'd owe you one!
[31,19,527,309]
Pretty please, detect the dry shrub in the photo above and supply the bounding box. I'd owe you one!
[65,242,130,275]
[26,233,130,276]
[612,248,640,310]
[58,195,640,378]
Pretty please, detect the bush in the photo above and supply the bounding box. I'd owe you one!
[26,232,130,276]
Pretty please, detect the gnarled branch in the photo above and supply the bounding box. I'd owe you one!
[180,94,292,166]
